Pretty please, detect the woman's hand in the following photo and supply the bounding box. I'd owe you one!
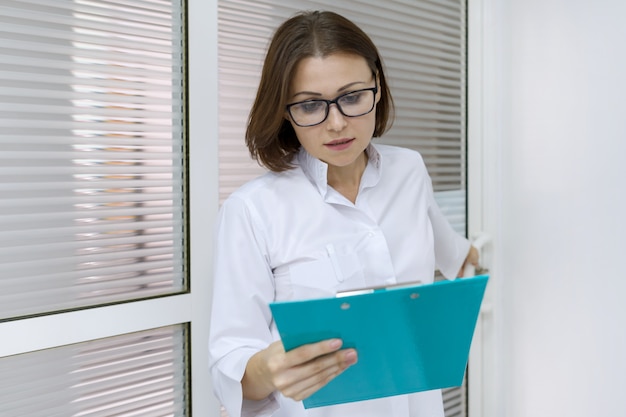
[242,339,357,402]
[457,245,480,277]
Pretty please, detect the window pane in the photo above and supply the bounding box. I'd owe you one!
[0,0,187,320]
[0,324,189,417]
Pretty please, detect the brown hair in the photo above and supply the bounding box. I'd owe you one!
[245,10,394,172]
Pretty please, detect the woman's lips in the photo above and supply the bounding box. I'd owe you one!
[324,138,354,151]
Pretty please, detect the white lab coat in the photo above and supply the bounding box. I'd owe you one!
[209,143,470,417]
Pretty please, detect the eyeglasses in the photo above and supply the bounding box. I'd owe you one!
[286,82,378,127]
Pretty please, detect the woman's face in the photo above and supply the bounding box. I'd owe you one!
[287,53,380,175]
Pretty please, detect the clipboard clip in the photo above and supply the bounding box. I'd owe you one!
[336,280,423,298]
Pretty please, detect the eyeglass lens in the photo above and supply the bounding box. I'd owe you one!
[288,88,376,127]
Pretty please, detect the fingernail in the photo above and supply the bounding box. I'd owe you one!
[328,339,342,349]
[344,350,357,365]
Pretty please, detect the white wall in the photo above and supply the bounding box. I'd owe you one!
[490,1,626,416]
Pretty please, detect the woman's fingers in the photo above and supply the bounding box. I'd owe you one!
[243,339,358,401]
[282,338,344,367]
[263,339,358,401]
[457,245,480,277]
[277,348,358,401]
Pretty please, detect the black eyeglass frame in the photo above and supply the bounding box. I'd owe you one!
[285,81,379,127]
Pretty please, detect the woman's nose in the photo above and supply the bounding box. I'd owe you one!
[325,104,348,131]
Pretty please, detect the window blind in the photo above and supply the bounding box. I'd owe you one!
[0,325,188,417]
[434,189,467,235]
[218,2,467,416]
[0,0,187,320]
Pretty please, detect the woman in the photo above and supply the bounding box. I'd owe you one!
[209,10,479,417]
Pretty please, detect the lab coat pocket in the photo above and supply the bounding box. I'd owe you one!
[289,245,366,300]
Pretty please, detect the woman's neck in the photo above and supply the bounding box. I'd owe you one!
[326,151,368,204]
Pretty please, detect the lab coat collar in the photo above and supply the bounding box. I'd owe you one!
[296,142,382,199]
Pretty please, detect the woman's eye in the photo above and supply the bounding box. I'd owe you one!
[340,91,364,105]
[296,101,324,114]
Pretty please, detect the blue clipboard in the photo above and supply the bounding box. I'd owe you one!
[269,274,489,408]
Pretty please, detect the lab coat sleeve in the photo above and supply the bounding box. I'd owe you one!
[209,195,279,417]
[428,188,471,280]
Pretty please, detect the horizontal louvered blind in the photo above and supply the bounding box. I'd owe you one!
[218,0,465,201]
[434,189,467,235]
[443,384,467,417]
[0,0,186,320]
[0,325,188,417]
